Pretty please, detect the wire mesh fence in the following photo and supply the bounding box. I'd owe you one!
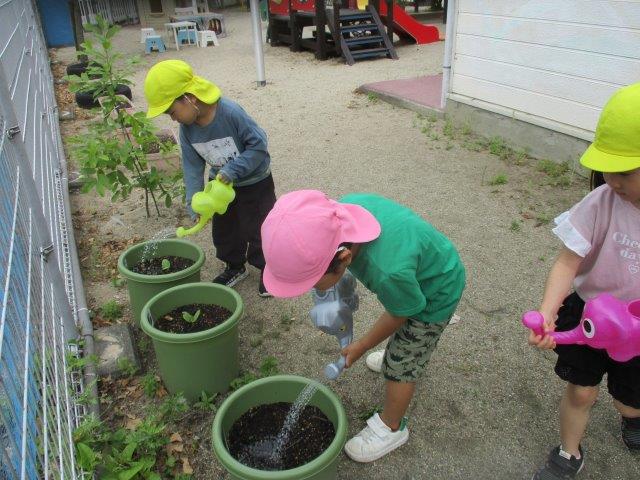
[1,0,89,478]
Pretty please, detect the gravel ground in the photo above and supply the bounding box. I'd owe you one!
[54,9,640,479]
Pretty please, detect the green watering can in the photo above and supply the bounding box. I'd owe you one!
[176,177,235,238]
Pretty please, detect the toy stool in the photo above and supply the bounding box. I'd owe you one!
[198,30,219,47]
[176,29,197,45]
[145,35,166,54]
[207,14,227,38]
[140,28,156,43]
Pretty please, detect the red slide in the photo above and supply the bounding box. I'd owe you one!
[378,2,441,44]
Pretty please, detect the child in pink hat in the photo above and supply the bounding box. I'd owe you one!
[262,190,466,462]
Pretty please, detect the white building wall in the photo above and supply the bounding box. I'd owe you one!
[448,0,640,141]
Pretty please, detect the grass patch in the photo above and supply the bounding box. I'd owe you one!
[488,174,508,186]
[99,300,123,321]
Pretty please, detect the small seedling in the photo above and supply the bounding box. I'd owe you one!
[161,258,171,271]
[427,113,437,123]
[111,276,126,288]
[194,391,218,412]
[230,372,258,390]
[117,357,136,377]
[443,119,455,139]
[461,123,471,136]
[249,335,263,347]
[488,137,508,157]
[141,373,160,398]
[182,309,201,324]
[488,174,508,186]
[537,159,569,178]
[367,92,379,102]
[358,404,382,421]
[535,213,552,226]
[259,356,279,377]
[99,300,123,321]
[159,393,189,421]
[510,220,522,232]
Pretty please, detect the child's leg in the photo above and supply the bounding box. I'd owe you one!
[380,381,415,430]
[559,383,599,457]
[241,175,276,270]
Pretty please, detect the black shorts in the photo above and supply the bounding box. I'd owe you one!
[554,292,640,409]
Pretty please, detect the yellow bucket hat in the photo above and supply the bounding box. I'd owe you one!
[144,60,221,118]
[580,82,640,173]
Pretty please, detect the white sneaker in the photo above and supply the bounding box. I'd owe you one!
[365,350,384,373]
[344,413,409,462]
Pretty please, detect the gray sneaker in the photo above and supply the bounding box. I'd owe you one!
[533,446,584,480]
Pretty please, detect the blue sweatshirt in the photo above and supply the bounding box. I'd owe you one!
[179,97,271,216]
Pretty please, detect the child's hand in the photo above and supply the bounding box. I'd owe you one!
[527,311,557,350]
[216,172,231,184]
[342,340,368,368]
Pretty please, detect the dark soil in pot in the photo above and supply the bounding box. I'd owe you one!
[156,303,232,333]
[227,403,335,470]
[130,255,194,275]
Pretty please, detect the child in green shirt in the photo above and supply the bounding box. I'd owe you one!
[261,190,465,462]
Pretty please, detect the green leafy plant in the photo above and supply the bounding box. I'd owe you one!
[510,220,522,232]
[111,276,126,288]
[117,357,137,377]
[161,259,171,272]
[68,15,184,217]
[443,119,455,139]
[181,309,201,324]
[367,92,379,102]
[100,300,124,321]
[194,391,218,412]
[73,412,179,479]
[488,174,508,186]
[158,393,189,422]
[358,404,382,421]
[230,357,279,390]
[141,374,160,398]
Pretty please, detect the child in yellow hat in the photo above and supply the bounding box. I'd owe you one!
[528,83,640,479]
[144,60,276,296]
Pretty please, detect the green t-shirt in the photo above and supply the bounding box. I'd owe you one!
[341,193,465,323]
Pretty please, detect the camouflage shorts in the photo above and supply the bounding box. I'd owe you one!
[382,318,449,382]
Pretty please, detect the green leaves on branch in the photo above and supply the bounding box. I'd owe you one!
[68,15,184,217]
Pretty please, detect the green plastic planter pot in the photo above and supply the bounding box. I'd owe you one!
[212,375,348,480]
[117,239,205,327]
[140,282,242,401]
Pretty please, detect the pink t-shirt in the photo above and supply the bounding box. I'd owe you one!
[553,184,640,301]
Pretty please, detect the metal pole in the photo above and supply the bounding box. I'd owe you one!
[249,0,267,86]
[440,0,455,109]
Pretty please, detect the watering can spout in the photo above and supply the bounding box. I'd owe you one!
[175,177,235,238]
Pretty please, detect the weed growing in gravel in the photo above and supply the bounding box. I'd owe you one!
[489,174,508,186]
[229,356,280,390]
[141,373,160,398]
[358,404,382,421]
[510,220,522,232]
[117,357,137,377]
[367,92,379,102]
[194,391,217,412]
[99,300,124,321]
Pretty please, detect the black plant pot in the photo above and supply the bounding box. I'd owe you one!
[66,61,101,79]
[75,84,132,109]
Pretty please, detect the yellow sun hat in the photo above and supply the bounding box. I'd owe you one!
[580,82,640,173]
[144,60,221,118]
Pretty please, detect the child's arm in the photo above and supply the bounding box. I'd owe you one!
[342,311,406,367]
[530,246,583,350]
[179,129,205,220]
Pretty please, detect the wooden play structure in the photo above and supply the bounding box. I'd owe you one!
[267,0,440,65]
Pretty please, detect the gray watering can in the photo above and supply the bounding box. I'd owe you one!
[310,270,358,380]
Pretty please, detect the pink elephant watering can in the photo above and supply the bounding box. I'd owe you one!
[522,294,640,362]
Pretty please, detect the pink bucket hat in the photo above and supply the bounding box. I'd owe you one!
[261,190,381,297]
